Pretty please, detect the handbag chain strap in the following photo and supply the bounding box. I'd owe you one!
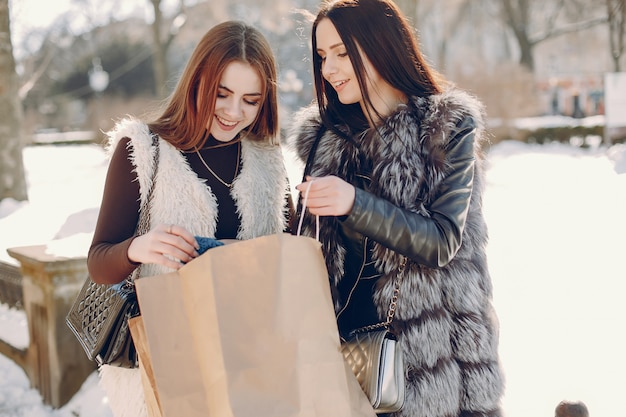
[350,257,406,335]
[127,134,160,284]
[385,269,402,325]
[305,125,407,336]
[136,134,160,235]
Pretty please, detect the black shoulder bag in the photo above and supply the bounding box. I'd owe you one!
[66,135,159,368]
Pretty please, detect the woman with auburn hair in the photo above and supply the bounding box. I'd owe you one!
[88,21,293,417]
[288,0,504,416]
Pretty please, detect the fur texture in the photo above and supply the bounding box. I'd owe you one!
[286,89,504,417]
[100,118,290,416]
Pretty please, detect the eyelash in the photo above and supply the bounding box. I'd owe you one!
[217,93,260,106]
[319,52,348,62]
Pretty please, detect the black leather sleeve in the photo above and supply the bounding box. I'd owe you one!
[341,118,477,268]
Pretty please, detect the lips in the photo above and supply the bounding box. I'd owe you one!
[332,79,348,92]
[215,115,238,130]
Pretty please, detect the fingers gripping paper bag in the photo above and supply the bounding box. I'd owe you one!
[135,233,376,417]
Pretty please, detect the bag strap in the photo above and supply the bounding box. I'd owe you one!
[296,125,326,241]
[350,258,405,335]
[137,134,160,235]
[384,259,405,325]
[296,181,319,241]
[302,124,325,180]
[128,134,160,283]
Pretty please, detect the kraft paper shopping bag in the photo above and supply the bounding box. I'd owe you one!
[135,273,211,416]
[136,233,376,417]
[128,316,163,417]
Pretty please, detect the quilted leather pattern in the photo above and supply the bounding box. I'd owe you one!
[341,330,385,396]
[66,278,138,366]
[341,329,405,413]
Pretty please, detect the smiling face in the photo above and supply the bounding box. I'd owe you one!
[315,18,362,106]
[315,18,407,123]
[208,61,263,142]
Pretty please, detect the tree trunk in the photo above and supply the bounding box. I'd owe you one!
[607,0,625,72]
[0,0,28,202]
[518,35,535,71]
[150,0,167,98]
[500,0,536,71]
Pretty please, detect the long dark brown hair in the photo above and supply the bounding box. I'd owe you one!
[312,0,444,136]
[149,21,279,150]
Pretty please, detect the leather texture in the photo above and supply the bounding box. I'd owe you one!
[66,278,139,368]
[289,93,504,417]
[341,329,405,413]
[344,117,477,268]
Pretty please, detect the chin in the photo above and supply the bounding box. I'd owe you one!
[337,93,360,105]
[211,130,240,142]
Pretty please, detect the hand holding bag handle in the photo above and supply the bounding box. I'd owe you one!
[296,178,319,241]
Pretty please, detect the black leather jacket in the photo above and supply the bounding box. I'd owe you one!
[341,116,476,268]
[336,117,477,334]
[289,94,503,417]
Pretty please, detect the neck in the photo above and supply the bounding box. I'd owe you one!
[361,87,407,127]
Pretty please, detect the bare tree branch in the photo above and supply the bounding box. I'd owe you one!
[496,0,608,71]
[531,16,608,44]
[18,47,53,99]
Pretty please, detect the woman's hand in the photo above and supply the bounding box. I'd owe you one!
[295,175,356,216]
[127,223,200,270]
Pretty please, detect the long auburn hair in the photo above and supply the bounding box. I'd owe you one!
[148,21,279,150]
[312,0,444,136]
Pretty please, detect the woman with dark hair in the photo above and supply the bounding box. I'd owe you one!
[88,21,293,417]
[288,0,504,416]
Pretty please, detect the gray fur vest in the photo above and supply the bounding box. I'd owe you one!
[107,118,289,279]
[286,89,504,417]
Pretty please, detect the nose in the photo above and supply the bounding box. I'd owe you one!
[321,57,337,80]
[223,98,242,118]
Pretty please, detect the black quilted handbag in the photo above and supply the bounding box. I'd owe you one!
[66,135,159,368]
[66,278,139,367]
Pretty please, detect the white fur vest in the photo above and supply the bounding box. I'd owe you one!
[107,118,289,279]
[286,88,504,417]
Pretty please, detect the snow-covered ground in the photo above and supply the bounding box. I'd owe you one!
[1,134,625,417]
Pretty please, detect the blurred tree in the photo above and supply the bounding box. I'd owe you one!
[55,39,155,98]
[0,0,28,202]
[429,0,472,73]
[150,0,187,97]
[496,0,607,71]
[607,0,625,71]
[394,0,419,25]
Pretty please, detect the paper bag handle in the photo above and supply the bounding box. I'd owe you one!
[296,181,320,241]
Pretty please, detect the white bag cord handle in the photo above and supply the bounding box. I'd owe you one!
[296,181,320,241]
